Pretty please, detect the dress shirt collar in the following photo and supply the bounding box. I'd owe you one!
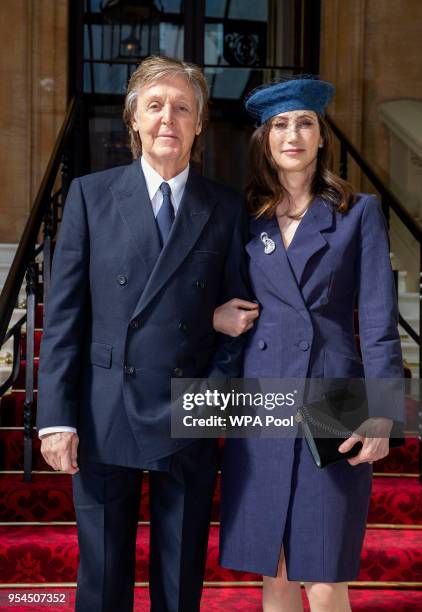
[141,156,189,211]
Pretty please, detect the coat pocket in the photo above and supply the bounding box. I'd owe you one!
[192,249,221,256]
[90,342,113,368]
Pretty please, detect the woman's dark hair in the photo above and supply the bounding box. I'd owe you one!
[245,114,355,217]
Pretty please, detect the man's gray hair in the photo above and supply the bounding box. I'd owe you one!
[123,55,209,161]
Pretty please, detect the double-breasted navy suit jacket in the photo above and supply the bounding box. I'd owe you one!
[220,194,404,581]
[37,159,250,468]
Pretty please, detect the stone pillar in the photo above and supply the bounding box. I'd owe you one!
[0,0,68,242]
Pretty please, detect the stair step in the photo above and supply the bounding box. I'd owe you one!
[13,359,39,389]
[0,392,38,427]
[20,330,43,360]
[399,292,420,321]
[0,430,45,471]
[368,476,422,525]
[0,244,17,266]
[0,471,221,523]
[0,525,420,584]
[0,472,420,527]
[376,437,420,474]
[0,427,420,473]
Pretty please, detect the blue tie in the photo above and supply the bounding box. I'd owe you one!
[156,182,175,246]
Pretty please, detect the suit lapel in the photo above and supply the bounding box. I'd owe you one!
[286,197,334,286]
[131,168,217,319]
[246,215,309,319]
[111,159,162,277]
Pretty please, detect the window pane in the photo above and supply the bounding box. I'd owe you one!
[204,23,225,65]
[156,0,182,13]
[84,62,129,94]
[226,0,268,21]
[206,0,268,21]
[206,66,294,100]
[205,67,251,99]
[205,0,298,70]
[159,23,184,58]
[85,0,182,14]
[85,0,103,12]
[205,0,226,18]
[89,107,132,172]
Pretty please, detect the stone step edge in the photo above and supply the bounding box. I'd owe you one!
[0,581,421,589]
[0,470,420,478]
[0,522,421,530]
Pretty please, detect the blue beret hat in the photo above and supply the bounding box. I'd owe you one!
[245,78,335,125]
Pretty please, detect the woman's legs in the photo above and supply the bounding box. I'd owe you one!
[304,582,351,612]
[262,548,303,612]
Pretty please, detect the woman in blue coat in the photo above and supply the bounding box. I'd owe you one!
[213,78,403,611]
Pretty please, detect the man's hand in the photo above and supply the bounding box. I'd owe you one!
[40,432,79,474]
[338,418,393,466]
[213,299,259,337]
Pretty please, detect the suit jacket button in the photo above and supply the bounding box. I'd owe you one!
[117,275,128,286]
[130,319,140,329]
[200,280,206,289]
[124,365,135,376]
[299,341,310,351]
[258,339,267,350]
[178,321,188,331]
[320,296,329,305]
[173,367,183,377]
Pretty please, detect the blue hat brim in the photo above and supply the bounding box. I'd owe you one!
[245,79,335,125]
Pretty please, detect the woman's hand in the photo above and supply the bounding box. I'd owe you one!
[213,298,260,337]
[338,418,393,466]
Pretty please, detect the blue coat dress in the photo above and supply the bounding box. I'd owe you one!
[219,194,403,582]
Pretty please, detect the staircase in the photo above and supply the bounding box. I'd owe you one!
[0,315,421,610]
[0,98,421,610]
[398,272,421,378]
[0,245,18,387]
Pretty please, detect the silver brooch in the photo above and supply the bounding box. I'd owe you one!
[260,232,276,254]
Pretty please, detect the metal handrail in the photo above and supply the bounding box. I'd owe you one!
[326,115,422,243]
[0,97,79,346]
[0,97,79,480]
[327,114,422,481]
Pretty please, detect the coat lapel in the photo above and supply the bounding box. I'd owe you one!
[286,197,334,286]
[131,168,217,319]
[246,215,309,319]
[111,159,162,277]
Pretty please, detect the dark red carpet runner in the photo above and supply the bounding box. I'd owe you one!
[0,319,421,609]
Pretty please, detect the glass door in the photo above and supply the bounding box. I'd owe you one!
[202,0,321,189]
[71,0,320,177]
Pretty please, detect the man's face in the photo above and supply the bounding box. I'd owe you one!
[132,74,202,172]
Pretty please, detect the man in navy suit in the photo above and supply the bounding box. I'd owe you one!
[36,55,249,612]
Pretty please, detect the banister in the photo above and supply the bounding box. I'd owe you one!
[326,115,422,243]
[0,97,79,345]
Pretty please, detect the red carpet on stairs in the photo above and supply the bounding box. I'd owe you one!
[0,524,421,584]
[1,472,422,525]
[1,324,421,612]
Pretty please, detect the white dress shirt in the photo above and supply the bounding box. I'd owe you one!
[38,156,190,439]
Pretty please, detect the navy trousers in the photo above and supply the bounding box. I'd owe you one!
[72,440,218,612]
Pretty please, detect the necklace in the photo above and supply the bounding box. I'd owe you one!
[277,203,309,220]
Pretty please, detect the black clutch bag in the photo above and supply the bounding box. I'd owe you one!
[295,400,363,469]
[295,381,404,468]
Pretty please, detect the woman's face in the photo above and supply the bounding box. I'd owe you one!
[268,110,323,175]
